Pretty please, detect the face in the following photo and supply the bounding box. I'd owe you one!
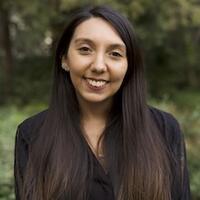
[63,17,128,105]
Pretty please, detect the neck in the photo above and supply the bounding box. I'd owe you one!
[77,96,112,156]
[78,98,112,122]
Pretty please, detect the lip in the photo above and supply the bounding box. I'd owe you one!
[84,77,109,83]
[84,77,108,91]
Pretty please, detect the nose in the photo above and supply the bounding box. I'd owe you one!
[91,53,107,73]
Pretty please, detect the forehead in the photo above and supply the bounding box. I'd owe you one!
[71,17,125,46]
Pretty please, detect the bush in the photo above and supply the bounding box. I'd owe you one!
[0,104,46,199]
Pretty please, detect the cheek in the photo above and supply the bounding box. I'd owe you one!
[111,63,128,82]
[120,61,128,81]
[69,73,84,92]
[67,51,91,73]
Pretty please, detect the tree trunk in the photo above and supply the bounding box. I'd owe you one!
[0,6,13,100]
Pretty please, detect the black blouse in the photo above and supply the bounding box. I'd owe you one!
[14,107,191,199]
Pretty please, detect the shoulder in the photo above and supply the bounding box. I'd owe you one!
[148,106,183,155]
[148,106,181,132]
[16,109,48,144]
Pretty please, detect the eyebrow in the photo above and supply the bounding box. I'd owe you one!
[74,38,126,50]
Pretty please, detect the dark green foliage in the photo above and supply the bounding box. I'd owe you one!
[11,56,52,105]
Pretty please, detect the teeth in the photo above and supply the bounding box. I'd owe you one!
[87,79,107,87]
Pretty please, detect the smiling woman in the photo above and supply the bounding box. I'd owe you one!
[62,17,128,104]
[14,5,191,200]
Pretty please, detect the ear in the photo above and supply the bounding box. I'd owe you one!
[61,56,70,71]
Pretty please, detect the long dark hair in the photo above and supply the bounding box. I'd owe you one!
[22,5,174,200]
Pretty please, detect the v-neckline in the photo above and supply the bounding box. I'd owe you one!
[85,139,109,176]
[83,136,116,197]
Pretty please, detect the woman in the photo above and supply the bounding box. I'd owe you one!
[14,5,191,200]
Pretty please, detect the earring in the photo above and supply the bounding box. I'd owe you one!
[61,63,69,71]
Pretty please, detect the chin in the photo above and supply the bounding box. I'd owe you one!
[82,94,111,103]
[84,97,108,103]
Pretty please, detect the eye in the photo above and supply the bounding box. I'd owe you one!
[112,51,122,57]
[78,46,92,54]
[110,51,123,58]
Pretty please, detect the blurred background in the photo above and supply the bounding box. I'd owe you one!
[0,0,199,199]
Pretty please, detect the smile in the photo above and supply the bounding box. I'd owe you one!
[85,78,108,88]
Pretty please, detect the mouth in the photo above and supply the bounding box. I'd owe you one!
[84,77,109,88]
